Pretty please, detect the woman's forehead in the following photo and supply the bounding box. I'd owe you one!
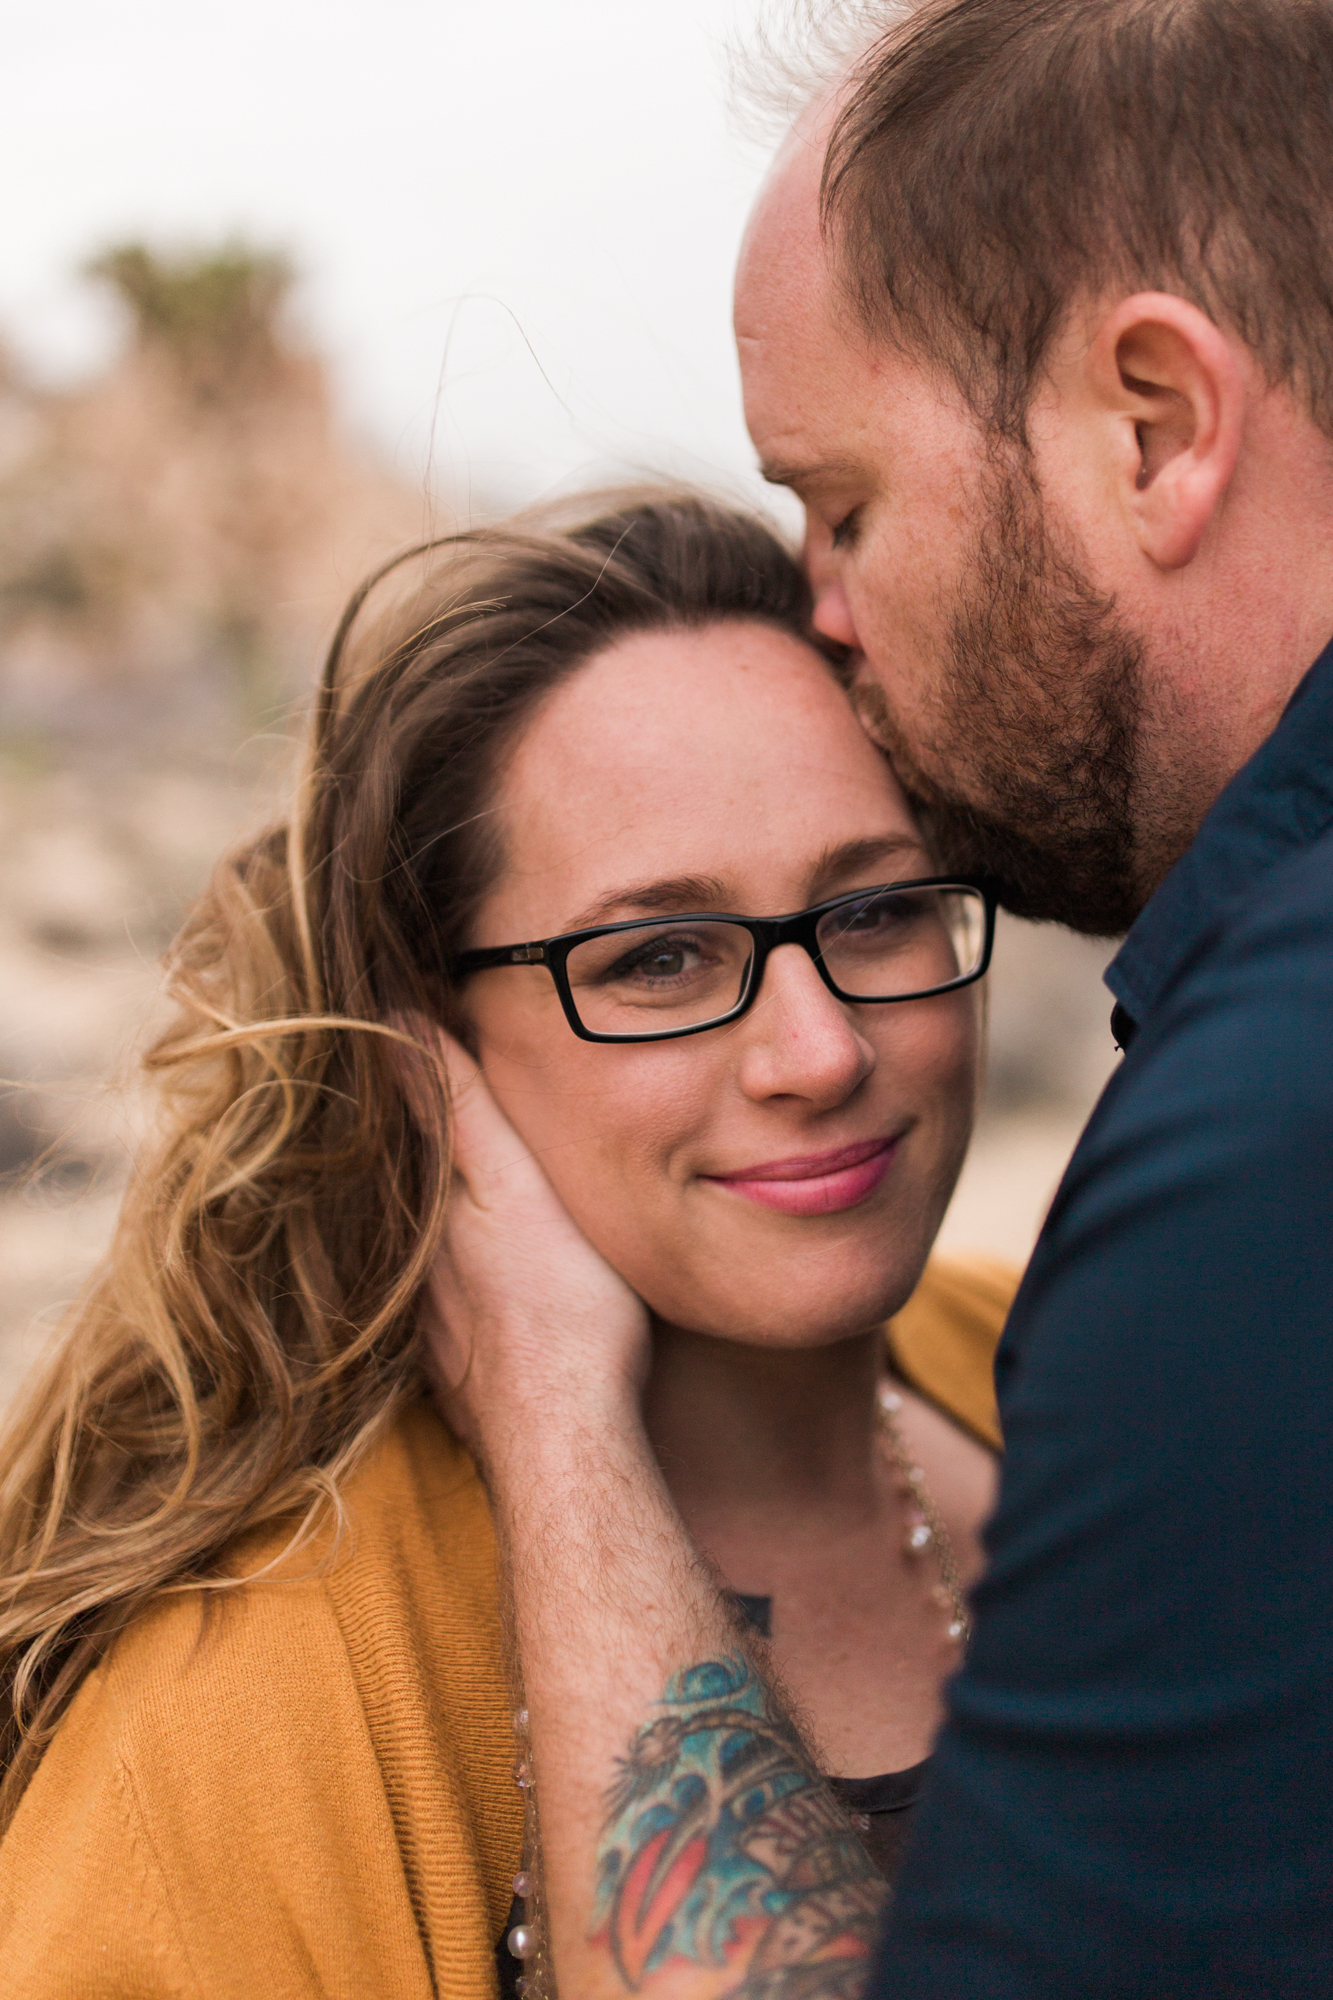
[508,622,908,798]
[483,621,929,932]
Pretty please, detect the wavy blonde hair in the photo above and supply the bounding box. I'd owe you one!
[0,487,815,1827]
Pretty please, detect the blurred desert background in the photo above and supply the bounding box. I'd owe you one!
[0,1,1121,1412]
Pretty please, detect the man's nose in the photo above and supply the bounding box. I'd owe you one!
[802,515,862,651]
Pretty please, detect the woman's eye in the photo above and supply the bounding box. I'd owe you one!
[637,947,689,979]
[843,899,890,931]
[605,935,707,984]
[840,893,921,934]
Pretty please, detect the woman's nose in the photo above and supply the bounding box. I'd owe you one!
[733,945,876,1109]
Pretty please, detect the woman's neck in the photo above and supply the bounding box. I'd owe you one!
[642,1320,885,1538]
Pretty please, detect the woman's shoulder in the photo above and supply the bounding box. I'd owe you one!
[13,1403,475,1795]
[115,1392,517,1814]
[0,1398,522,1996]
[887,1253,1022,1451]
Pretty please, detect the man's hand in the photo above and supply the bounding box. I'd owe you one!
[401,1018,881,1997]
[401,1019,651,1469]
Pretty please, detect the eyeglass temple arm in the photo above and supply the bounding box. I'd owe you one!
[451,942,549,972]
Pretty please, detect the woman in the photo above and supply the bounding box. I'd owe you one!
[0,490,1013,1997]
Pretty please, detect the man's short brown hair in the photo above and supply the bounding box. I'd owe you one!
[823,0,1333,437]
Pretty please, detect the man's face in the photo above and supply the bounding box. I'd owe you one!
[735,131,1148,935]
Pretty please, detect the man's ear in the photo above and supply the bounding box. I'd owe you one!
[1085,292,1245,570]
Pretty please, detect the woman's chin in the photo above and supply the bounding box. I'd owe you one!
[570,1173,947,1351]
[638,1258,929,1351]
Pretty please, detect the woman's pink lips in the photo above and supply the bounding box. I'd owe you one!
[702,1136,899,1217]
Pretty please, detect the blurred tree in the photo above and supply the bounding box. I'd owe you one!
[0,239,423,746]
[86,243,294,378]
[86,243,295,400]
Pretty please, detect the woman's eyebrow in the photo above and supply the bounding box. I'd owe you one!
[562,840,929,934]
[812,834,931,884]
[565,875,729,930]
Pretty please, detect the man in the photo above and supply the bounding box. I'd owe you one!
[429,1,1333,1993]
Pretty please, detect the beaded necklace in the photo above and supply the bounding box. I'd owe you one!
[505,1708,548,1999]
[874,1377,972,1648]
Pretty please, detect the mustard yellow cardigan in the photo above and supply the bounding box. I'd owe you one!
[0,1256,1013,1999]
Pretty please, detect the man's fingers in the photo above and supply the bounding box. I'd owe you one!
[434,1034,508,1162]
[389,1010,553,1211]
[438,1036,560,1214]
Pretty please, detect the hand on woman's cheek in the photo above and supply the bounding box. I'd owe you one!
[407,1022,651,1469]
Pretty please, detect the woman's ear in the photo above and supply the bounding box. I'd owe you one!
[1085,292,1246,570]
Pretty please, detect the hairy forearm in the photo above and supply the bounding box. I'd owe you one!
[493,1405,884,1997]
[414,1038,884,1991]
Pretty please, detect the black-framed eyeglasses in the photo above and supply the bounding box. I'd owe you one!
[447,876,997,1044]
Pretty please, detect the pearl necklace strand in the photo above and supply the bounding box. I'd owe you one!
[505,1705,549,2000]
[874,1378,972,1647]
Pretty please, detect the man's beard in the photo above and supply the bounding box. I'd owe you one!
[852,462,1148,937]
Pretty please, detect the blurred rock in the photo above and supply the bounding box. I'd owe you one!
[985,912,1120,1112]
[0,239,443,1403]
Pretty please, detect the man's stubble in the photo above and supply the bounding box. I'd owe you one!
[851,459,1151,937]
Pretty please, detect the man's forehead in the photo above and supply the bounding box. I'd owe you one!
[735,145,884,481]
[735,116,830,334]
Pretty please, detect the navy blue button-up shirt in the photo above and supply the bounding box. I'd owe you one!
[872,639,1333,1997]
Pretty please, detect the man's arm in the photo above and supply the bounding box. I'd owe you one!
[496,1409,883,1997]
[418,1035,883,1997]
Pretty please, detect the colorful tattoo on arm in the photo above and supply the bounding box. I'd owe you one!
[590,1656,885,1998]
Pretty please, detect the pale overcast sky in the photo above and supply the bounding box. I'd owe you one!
[4,0,803,518]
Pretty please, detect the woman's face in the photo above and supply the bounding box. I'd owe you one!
[460,621,980,1349]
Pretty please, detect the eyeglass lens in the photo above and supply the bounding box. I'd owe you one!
[562,886,986,1036]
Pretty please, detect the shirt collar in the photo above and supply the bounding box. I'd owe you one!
[1107,632,1333,1028]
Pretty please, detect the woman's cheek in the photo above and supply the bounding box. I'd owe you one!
[905,989,979,1099]
[479,1046,690,1231]
[474,1075,662,1293]
[541,1066,717,1300]
[905,993,981,1199]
